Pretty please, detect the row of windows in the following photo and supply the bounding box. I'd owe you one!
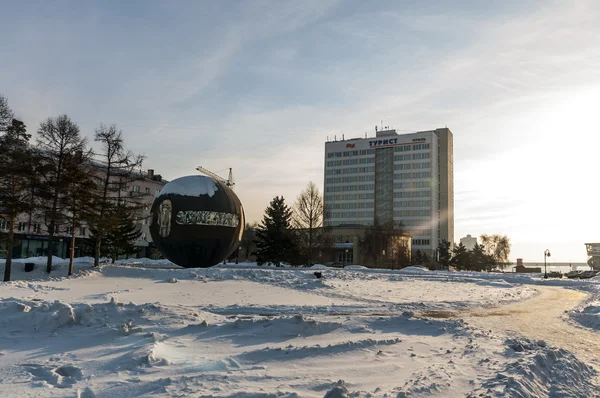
[330,211,374,218]
[326,184,375,193]
[327,149,376,158]
[325,193,375,201]
[327,220,372,227]
[326,202,373,210]
[407,229,432,237]
[396,219,432,226]
[326,175,375,184]
[0,221,88,235]
[394,181,431,189]
[394,210,431,217]
[394,152,431,162]
[394,200,432,208]
[412,152,430,160]
[395,172,432,180]
[413,239,431,246]
[326,157,375,167]
[395,190,431,198]
[328,143,429,159]
[394,162,430,171]
[394,143,431,152]
[326,166,375,175]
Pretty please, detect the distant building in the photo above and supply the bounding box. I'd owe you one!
[0,167,166,259]
[323,127,454,258]
[460,234,477,251]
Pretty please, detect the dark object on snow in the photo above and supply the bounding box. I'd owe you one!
[314,272,322,279]
[24,263,35,272]
[149,175,245,268]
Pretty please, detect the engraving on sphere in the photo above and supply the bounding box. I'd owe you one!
[149,175,245,268]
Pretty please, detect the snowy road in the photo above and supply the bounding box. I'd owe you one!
[425,286,600,368]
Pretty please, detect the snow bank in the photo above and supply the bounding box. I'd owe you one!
[470,338,599,397]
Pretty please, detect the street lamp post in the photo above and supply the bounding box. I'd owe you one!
[544,249,551,279]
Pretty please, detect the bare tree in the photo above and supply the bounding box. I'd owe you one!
[359,221,408,268]
[480,234,511,268]
[37,115,88,273]
[88,124,145,267]
[0,119,37,281]
[0,94,14,134]
[293,182,330,266]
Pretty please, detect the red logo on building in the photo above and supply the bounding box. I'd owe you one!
[346,143,355,148]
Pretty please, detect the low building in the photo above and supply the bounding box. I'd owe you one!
[321,225,412,269]
[514,265,542,273]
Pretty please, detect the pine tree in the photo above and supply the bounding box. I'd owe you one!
[471,243,490,272]
[103,204,142,262]
[451,242,469,271]
[0,119,37,281]
[413,249,424,264]
[60,151,95,276]
[436,239,452,269]
[254,196,297,267]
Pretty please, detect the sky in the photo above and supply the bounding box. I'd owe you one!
[1,0,599,262]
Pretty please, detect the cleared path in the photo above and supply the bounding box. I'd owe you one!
[426,286,600,368]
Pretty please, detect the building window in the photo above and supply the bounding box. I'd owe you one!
[413,239,431,246]
[133,185,140,192]
[18,222,26,232]
[145,187,150,194]
[80,227,86,236]
[0,220,8,230]
[33,223,41,233]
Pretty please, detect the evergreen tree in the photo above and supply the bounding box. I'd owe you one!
[471,243,491,272]
[37,115,88,273]
[103,204,142,262]
[436,239,452,269]
[413,249,424,264]
[451,242,469,271]
[60,151,95,276]
[0,119,37,281]
[254,196,296,267]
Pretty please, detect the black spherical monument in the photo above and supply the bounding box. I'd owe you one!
[149,175,245,268]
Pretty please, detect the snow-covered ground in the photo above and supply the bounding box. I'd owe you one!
[1,258,599,397]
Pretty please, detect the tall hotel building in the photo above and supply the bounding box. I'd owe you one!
[324,127,454,256]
